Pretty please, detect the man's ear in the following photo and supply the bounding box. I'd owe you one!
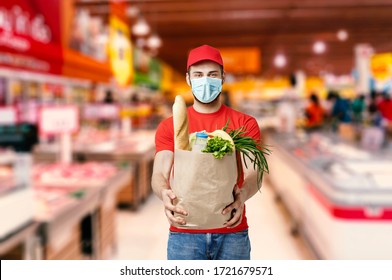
[186,72,191,86]
[222,72,225,84]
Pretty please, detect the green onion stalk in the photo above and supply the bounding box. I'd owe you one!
[222,120,271,190]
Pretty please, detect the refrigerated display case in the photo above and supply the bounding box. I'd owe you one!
[33,162,133,260]
[0,151,35,242]
[33,130,156,209]
[0,123,39,260]
[266,131,392,259]
[1,137,134,259]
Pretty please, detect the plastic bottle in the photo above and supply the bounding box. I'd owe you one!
[192,132,208,152]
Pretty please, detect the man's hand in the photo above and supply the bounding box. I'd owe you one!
[222,185,245,228]
[161,189,188,226]
[152,151,188,226]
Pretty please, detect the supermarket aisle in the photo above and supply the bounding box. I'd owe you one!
[113,182,315,260]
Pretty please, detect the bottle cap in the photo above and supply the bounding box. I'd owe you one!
[196,132,208,138]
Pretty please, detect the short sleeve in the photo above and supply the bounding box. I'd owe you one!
[155,117,174,153]
[243,116,261,143]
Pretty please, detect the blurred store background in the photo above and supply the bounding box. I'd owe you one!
[1,0,392,260]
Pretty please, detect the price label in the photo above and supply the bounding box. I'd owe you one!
[18,101,40,124]
[0,107,17,125]
[99,104,119,119]
[83,104,100,120]
[83,104,119,120]
[39,106,79,135]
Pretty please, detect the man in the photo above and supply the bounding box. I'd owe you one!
[378,93,392,142]
[351,94,366,124]
[151,45,261,260]
[378,93,392,123]
[327,91,351,123]
[304,93,324,129]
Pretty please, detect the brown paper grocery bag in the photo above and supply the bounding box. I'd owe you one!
[170,149,238,229]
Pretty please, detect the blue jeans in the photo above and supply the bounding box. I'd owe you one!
[167,229,251,260]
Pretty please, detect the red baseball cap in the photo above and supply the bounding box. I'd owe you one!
[187,45,224,70]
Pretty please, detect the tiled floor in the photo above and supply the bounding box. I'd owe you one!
[112,182,315,260]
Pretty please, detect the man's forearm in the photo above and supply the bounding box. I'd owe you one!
[151,173,170,201]
[240,169,261,202]
[151,150,174,201]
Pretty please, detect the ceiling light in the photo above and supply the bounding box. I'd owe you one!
[147,34,162,49]
[132,17,150,36]
[313,41,326,54]
[274,54,287,68]
[337,29,348,41]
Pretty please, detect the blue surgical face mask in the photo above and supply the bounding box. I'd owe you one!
[190,77,222,103]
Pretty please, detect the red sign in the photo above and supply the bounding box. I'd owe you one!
[110,0,129,24]
[0,0,63,74]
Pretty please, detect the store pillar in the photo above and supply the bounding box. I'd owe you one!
[355,44,374,95]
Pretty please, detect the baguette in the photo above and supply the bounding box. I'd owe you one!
[172,95,191,150]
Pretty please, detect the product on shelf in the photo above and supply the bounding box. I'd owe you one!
[33,162,118,187]
[33,187,77,220]
[0,166,14,192]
